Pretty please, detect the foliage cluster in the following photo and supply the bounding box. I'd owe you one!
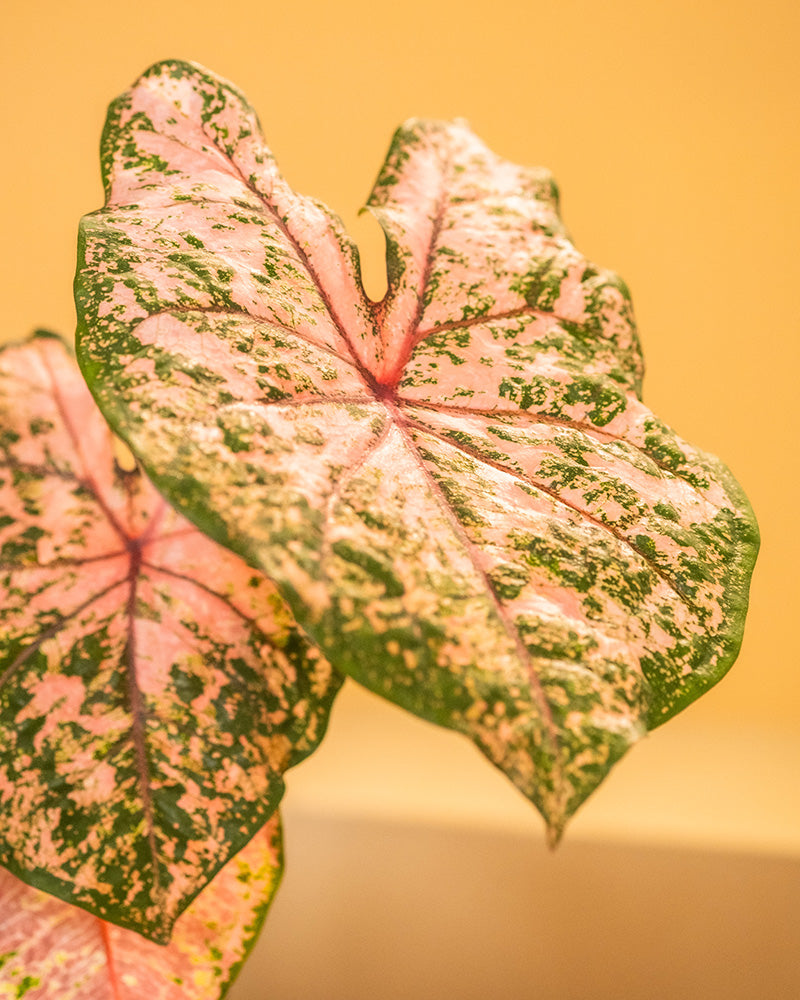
[0,60,757,997]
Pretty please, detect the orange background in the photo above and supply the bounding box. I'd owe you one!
[1,0,797,845]
[2,3,799,996]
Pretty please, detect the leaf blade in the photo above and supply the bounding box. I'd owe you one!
[0,814,282,999]
[0,334,340,940]
[75,62,758,838]
[366,118,641,394]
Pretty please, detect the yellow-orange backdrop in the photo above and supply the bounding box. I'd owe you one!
[1,0,797,826]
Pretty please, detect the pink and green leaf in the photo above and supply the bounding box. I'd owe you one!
[0,813,281,999]
[75,60,759,840]
[0,334,340,941]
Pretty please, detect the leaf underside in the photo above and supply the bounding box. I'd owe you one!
[0,813,281,1000]
[0,335,340,941]
[75,60,758,840]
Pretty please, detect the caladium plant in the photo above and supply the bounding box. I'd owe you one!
[0,814,281,1000]
[0,333,338,953]
[75,60,758,844]
[0,57,758,997]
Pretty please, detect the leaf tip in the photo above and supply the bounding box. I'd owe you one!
[546,820,565,851]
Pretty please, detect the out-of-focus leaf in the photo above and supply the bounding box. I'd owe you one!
[0,334,340,940]
[0,814,281,999]
[75,61,759,840]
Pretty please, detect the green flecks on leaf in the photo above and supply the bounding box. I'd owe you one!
[511,257,568,311]
[487,562,530,601]
[561,376,628,426]
[15,975,41,997]
[27,418,54,437]
[0,950,17,971]
[331,540,405,598]
[181,232,205,250]
[654,500,679,521]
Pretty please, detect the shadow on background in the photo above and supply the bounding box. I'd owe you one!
[230,808,800,1000]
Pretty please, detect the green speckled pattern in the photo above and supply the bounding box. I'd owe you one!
[0,335,339,940]
[75,61,758,840]
[0,815,281,999]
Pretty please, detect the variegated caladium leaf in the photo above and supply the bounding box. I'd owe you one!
[75,60,758,842]
[0,813,281,999]
[0,334,340,941]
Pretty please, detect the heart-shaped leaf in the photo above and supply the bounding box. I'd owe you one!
[75,61,759,840]
[0,813,281,999]
[0,333,340,940]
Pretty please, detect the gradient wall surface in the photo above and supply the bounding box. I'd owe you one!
[1,1,798,995]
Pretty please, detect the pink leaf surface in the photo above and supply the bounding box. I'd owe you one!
[0,814,281,999]
[0,334,340,940]
[75,61,758,840]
